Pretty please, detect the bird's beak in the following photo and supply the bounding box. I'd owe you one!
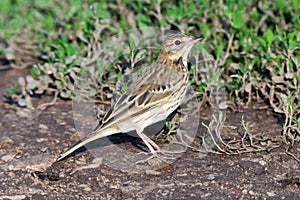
[192,36,204,43]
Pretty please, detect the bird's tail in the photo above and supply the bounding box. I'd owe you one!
[56,128,116,161]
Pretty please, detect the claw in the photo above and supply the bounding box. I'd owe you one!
[135,148,178,164]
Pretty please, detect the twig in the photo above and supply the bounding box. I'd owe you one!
[37,91,58,110]
[285,146,300,164]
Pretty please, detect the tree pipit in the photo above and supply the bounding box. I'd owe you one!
[57,32,203,163]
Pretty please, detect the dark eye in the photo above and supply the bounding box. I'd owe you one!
[174,40,181,45]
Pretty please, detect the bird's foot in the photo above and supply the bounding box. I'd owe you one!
[135,148,178,164]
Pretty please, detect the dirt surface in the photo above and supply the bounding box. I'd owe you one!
[0,68,299,199]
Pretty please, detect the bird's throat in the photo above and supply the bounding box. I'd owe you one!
[156,51,187,72]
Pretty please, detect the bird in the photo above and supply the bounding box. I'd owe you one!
[56,32,203,162]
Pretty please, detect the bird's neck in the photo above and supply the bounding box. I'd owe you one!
[156,50,188,73]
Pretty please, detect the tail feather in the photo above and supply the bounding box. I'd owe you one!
[56,128,117,161]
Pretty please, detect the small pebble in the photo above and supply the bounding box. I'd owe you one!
[39,124,48,131]
[208,173,217,180]
[145,169,161,176]
[242,189,248,194]
[40,147,48,152]
[267,191,276,197]
[259,160,267,166]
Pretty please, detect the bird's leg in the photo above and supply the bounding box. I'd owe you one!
[136,131,157,153]
[135,131,177,164]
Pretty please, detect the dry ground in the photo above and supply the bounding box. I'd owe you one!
[0,68,299,199]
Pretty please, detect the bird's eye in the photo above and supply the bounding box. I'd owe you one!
[174,40,181,45]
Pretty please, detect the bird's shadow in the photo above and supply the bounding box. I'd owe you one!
[60,120,166,161]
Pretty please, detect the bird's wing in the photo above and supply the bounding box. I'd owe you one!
[98,82,174,129]
[94,63,183,132]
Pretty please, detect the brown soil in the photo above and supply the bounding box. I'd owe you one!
[0,68,299,199]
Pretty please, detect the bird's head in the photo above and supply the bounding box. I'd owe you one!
[158,33,204,67]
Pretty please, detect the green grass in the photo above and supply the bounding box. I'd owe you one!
[0,0,299,145]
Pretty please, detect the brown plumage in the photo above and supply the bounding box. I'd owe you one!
[56,33,203,162]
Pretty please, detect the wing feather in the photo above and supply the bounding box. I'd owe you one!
[96,63,183,131]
